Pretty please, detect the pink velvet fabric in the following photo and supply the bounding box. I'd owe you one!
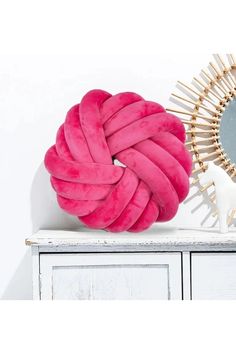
[44,89,192,232]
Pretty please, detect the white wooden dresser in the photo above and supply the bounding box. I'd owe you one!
[26,227,236,300]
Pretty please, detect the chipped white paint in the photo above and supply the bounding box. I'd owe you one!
[31,246,40,300]
[26,226,236,252]
[40,253,181,300]
[26,227,236,300]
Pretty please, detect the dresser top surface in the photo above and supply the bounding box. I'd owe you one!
[26,226,236,249]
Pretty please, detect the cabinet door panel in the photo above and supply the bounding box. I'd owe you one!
[40,253,182,300]
[192,253,236,300]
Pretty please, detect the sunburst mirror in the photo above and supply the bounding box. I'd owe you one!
[168,54,236,225]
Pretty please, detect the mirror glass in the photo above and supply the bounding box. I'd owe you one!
[219,98,236,164]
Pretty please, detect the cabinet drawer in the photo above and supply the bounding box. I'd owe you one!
[191,253,236,300]
[40,253,182,300]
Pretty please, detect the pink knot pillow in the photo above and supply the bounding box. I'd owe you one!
[45,89,192,232]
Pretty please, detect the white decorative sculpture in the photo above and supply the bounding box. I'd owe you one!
[199,162,236,233]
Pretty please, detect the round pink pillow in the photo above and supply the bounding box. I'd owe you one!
[45,89,192,232]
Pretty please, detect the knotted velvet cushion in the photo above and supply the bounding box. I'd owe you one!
[45,89,192,232]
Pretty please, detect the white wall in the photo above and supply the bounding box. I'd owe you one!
[0,0,235,299]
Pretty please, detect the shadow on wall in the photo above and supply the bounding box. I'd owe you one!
[2,162,79,300]
[31,162,80,233]
[1,250,33,300]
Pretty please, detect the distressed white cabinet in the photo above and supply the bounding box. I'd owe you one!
[40,253,181,300]
[26,227,236,300]
[191,253,236,300]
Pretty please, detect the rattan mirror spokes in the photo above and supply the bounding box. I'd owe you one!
[168,54,236,224]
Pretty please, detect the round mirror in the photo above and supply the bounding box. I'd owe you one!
[220,98,236,164]
[168,54,236,224]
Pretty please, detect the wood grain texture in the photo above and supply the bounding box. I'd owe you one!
[31,246,40,300]
[26,227,236,252]
[40,253,182,300]
[26,228,236,300]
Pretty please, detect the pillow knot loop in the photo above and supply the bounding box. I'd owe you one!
[45,89,192,232]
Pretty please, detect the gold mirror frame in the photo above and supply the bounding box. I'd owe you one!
[168,54,236,224]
